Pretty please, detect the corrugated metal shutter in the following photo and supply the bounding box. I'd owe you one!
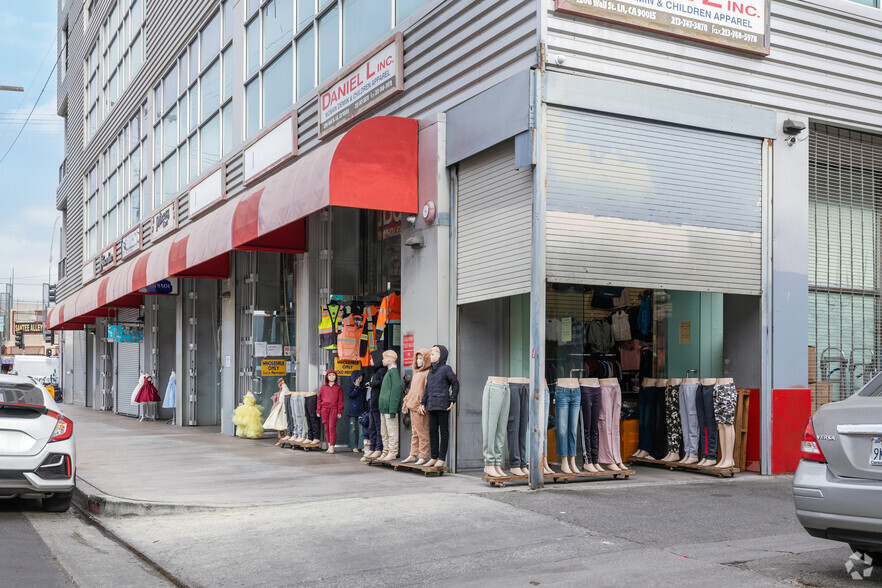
[546,107,763,294]
[456,141,532,305]
[72,331,86,406]
[115,308,143,417]
[808,124,882,409]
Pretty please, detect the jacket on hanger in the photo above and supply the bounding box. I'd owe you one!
[318,303,344,349]
[376,293,401,338]
[611,310,632,342]
[360,306,379,367]
[421,345,460,411]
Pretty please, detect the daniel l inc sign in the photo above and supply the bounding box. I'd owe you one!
[555,0,769,55]
[318,34,404,138]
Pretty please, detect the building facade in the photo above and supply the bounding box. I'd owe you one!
[51,0,882,478]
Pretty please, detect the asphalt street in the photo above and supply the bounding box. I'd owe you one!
[0,500,70,587]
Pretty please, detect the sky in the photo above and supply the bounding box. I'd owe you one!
[0,1,63,304]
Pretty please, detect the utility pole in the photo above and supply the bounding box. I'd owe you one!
[0,86,24,92]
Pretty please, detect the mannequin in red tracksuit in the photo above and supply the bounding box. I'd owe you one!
[317,370,344,454]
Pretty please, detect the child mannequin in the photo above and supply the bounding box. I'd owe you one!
[317,371,344,453]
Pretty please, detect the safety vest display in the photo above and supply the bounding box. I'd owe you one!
[337,313,364,361]
[318,303,344,349]
[360,306,378,367]
[376,293,401,339]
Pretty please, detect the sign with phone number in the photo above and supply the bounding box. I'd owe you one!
[555,0,769,56]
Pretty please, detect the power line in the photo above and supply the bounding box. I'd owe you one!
[0,60,57,166]
[0,27,57,142]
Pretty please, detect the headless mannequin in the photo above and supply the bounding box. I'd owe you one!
[292,392,306,443]
[557,378,580,474]
[716,378,736,469]
[484,376,509,478]
[579,377,603,473]
[632,378,656,459]
[598,377,628,471]
[541,378,554,476]
[508,377,530,477]
[661,378,683,461]
[697,377,718,466]
[678,378,700,464]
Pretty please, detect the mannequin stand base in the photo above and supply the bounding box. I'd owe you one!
[390,460,448,477]
[284,440,323,451]
[481,468,634,487]
[629,456,738,478]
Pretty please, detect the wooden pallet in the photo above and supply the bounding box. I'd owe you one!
[548,468,634,483]
[629,456,738,478]
[390,461,449,477]
[481,474,528,488]
[282,440,322,451]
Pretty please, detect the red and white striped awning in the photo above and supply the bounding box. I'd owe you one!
[48,116,418,330]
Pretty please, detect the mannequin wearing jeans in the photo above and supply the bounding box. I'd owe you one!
[507,377,530,476]
[482,376,510,478]
[696,378,719,466]
[678,379,700,464]
[578,378,603,473]
[598,378,626,471]
[555,378,581,474]
[632,378,656,459]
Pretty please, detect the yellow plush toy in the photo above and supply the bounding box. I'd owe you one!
[232,393,265,439]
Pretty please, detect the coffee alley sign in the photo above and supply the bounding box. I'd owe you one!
[555,0,769,55]
[318,34,404,138]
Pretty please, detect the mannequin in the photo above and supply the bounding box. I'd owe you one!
[346,370,367,453]
[265,378,289,444]
[714,378,737,468]
[660,378,683,462]
[579,377,603,473]
[303,390,321,445]
[365,350,386,459]
[402,349,432,464]
[678,378,700,464]
[507,376,530,476]
[696,377,719,466]
[632,378,656,459]
[541,378,554,476]
[555,378,581,474]
[598,377,627,471]
[318,371,344,454]
[650,378,669,459]
[295,392,309,443]
[482,376,510,478]
[420,345,459,468]
[377,350,402,462]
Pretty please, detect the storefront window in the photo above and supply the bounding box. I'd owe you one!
[359,210,401,297]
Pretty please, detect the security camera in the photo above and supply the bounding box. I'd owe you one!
[783,119,806,136]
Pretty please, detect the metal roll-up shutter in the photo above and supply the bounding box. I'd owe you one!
[72,331,86,406]
[115,308,143,417]
[546,108,763,294]
[456,141,532,305]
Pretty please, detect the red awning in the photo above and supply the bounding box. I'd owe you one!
[48,116,418,329]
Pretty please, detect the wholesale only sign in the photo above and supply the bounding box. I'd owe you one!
[318,34,404,138]
[555,0,769,55]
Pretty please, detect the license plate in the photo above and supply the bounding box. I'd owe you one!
[871,438,882,466]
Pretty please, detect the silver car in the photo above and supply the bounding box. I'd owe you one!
[0,375,76,512]
[794,372,882,558]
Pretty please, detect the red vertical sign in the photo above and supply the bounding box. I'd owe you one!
[402,333,415,367]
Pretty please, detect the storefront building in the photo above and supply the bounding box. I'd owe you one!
[52,0,882,480]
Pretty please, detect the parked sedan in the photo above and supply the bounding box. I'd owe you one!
[0,375,75,512]
[794,372,882,558]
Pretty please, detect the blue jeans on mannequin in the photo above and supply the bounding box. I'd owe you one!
[555,386,581,457]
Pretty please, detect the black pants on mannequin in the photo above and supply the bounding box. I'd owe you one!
[429,410,450,460]
[696,384,718,460]
[304,395,321,440]
[507,383,529,469]
[580,386,601,464]
[650,386,668,459]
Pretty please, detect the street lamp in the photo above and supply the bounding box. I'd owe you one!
[0,86,24,92]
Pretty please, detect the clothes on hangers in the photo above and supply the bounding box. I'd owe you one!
[162,372,177,409]
[376,292,401,340]
[318,303,344,349]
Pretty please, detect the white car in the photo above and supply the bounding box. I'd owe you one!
[0,375,75,511]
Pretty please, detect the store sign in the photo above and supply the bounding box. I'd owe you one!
[138,278,178,296]
[266,343,283,356]
[82,260,96,284]
[377,211,402,240]
[107,324,144,343]
[152,200,178,242]
[261,358,286,376]
[188,165,225,217]
[554,0,769,55]
[99,245,116,273]
[334,359,362,377]
[402,333,414,367]
[14,322,43,333]
[1,355,13,365]
[318,34,404,138]
[243,116,297,185]
[120,227,141,259]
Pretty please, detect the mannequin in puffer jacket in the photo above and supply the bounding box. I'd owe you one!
[364,350,387,460]
[420,345,459,468]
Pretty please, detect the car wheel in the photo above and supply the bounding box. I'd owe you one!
[42,492,72,513]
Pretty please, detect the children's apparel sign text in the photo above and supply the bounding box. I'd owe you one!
[318,35,404,137]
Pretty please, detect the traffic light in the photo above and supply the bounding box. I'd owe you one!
[15,330,23,349]
[48,284,56,304]
[43,330,54,344]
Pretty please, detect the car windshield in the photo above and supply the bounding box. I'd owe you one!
[856,371,882,397]
[0,383,46,406]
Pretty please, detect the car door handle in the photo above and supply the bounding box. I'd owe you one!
[836,424,882,435]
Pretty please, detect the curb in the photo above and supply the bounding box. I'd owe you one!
[73,476,221,517]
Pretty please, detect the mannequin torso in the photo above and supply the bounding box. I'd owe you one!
[684,378,699,384]
[487,376,507,385]
[669,378,683,385]
[579,378,600,387]
[643,378,657,387]
[557,378,580,389]
[717,377,734,385]
[507,377,529,384]
[657,379,669,387]
[700,377,717,386]
[599,378,618,386]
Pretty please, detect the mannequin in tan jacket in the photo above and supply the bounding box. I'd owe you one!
[401,348,432,464]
